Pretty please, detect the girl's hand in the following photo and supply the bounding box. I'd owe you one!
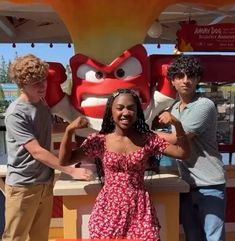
[67,117,89,132]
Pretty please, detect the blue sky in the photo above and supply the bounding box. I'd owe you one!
[1,43,234,67]
[0,43,175,66]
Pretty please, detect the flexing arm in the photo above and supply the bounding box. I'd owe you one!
[6,112,93,180]
[59,117,89,166]
[157,111,191,160]
[158,100,216,145]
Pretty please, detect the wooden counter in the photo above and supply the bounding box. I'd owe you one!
[0,165,7,176]
[53,173,189,241]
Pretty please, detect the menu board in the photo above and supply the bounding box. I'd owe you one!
[177,22,235,52]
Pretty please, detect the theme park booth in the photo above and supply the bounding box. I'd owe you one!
[50,54,235,240]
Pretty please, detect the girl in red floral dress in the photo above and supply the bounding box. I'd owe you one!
[59,88,190,241]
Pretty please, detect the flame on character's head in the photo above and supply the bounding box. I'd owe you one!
[45,0,166,64]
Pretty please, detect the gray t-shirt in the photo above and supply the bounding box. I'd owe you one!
[171,95,225,187]
[5,98,54,186]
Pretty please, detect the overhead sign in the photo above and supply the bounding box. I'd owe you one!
[176,21,235,52]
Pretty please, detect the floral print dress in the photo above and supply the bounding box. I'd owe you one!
[81,132,168,241]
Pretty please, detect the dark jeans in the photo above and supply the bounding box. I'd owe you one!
[180,184,226,241]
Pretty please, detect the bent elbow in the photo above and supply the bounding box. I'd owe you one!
[59,161,66,166]
[58,158,70,166]
[30,147,44,161]
[180,149,191,160]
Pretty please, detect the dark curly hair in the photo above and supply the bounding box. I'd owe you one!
[95,88,160,183]
[167,55,203,82]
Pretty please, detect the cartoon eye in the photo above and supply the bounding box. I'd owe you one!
[95,71,104,79]
[114,57,142,80]
[116,69,125,78]
[76,64,105,83]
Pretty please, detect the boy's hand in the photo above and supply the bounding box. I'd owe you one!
[70,167,95,181]
[158,111,179,126]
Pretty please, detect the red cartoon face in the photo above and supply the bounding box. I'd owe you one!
[70,44,151,118]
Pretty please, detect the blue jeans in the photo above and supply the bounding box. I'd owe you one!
[180,184,226,241]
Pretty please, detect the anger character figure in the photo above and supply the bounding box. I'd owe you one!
[46,44,176,137]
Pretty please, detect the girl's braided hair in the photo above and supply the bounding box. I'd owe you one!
[95,88,160,183]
